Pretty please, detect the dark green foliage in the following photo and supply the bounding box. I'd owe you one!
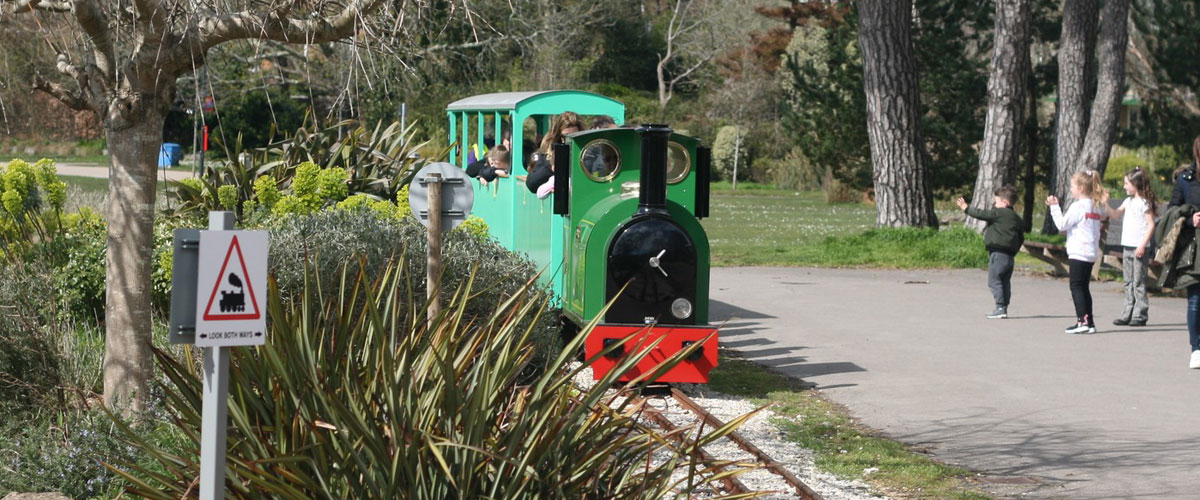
[590,83,662,125]
[780,2,992,194]
[779,13,871,190]
[914,0,991,194]
[48,216,108,321]
[587,13,665,91]
[254,118,437,202]
[168,117,439,224]
[1133,1,1200,89]
[211,90,308,151]
[1119,2,1200,151]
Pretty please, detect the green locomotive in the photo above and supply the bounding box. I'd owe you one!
[446,90,717,383]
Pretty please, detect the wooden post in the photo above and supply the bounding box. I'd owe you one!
[427,173,443,328]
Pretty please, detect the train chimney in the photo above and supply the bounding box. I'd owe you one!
[636,124,672,215]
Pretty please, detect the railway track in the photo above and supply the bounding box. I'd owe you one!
[632,387,825,500]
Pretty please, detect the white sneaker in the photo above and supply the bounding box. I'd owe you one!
[1190,351,1200,369]
[1066,323,1096,334]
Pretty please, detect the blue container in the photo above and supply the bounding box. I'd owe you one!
[159,143,182,168]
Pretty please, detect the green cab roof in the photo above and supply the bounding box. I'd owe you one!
[445,90,624,113]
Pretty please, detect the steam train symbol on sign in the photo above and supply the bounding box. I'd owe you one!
[218,273,246,313]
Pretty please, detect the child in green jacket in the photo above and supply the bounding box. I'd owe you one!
[956,185,1025,319]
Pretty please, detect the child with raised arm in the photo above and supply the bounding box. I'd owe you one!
[1108,167,1158,326]
[956,185,1025,319]
[1047,170,1108,334]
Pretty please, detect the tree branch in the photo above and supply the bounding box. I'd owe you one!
[132,0,167,35]
[32,74,89,111]
[5,0,71,14]
[668,54,713,87]
[72,0,116,80]
[196,0,384,50]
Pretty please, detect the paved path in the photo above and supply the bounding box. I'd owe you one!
[56,163,195,181]
[711,267,1200,499]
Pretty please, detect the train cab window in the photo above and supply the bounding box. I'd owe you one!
[666,142,691,184]
[581,140,621,182]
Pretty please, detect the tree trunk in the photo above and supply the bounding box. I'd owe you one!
[968,0,1033,232]
[102,103,167,415]
[732,125,740,190]
[1075,0,1131,176]
[1044,0,1099,234]
[856,0,938,227]
[1022,66,1038,233]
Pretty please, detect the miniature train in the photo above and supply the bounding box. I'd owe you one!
[446,91,717,383]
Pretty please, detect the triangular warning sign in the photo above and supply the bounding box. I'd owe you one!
[202,235,261,321]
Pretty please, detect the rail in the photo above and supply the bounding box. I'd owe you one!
[629,388,825,500]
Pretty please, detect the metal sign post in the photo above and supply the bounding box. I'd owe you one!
[409,162,474,330]
[168,211,269,500]
[200,211,232,500]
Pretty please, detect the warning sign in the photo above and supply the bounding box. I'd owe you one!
[195,230,268,347]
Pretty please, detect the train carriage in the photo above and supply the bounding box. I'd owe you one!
[446,90,717,383]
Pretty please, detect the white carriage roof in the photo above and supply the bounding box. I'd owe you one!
[445,90,616,111]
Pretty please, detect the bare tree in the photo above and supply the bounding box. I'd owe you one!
[967,0,1032,231]
[1043,0,1130,233]
[0,0,401,415]
[655,0,727,120]
[856,0,938,227]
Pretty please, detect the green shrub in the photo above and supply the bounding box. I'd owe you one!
[216,184,238,209]
[1107,145,1180,199]
[0,263,62,413]
[266,209,523,342]
[1104,154,1143,190]
[0,409,135,499]
[0,158,71,263]
[110,260,745,499]
[252,118,436,202]
[252,175,281,209]
[149,214,206,313]
[711,125,748,181]
[50,212,108,321]
[762,148,821,191]
[456,214,490,241]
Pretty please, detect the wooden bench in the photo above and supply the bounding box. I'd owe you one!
[1021,241,1070,276]
[1021,240,1126,278]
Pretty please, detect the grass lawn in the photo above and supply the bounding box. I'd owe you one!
[60,175,109,194]
[702,185,1065,272]
[3,154,110,165]
[60,175,176,215]
[701,189,876,266]
[710,353,994,500]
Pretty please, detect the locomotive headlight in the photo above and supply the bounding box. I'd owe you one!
[671,298,693,319]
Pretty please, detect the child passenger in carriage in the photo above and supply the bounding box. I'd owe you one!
[526,112,583,197]
[467,127,515,183]
[466,145,511,184]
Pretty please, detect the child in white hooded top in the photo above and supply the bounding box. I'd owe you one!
[1047,170,1107,334]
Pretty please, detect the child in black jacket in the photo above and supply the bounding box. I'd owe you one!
[956,185,1025,319]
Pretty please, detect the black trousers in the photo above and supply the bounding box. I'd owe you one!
[1068,259,1094,325]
